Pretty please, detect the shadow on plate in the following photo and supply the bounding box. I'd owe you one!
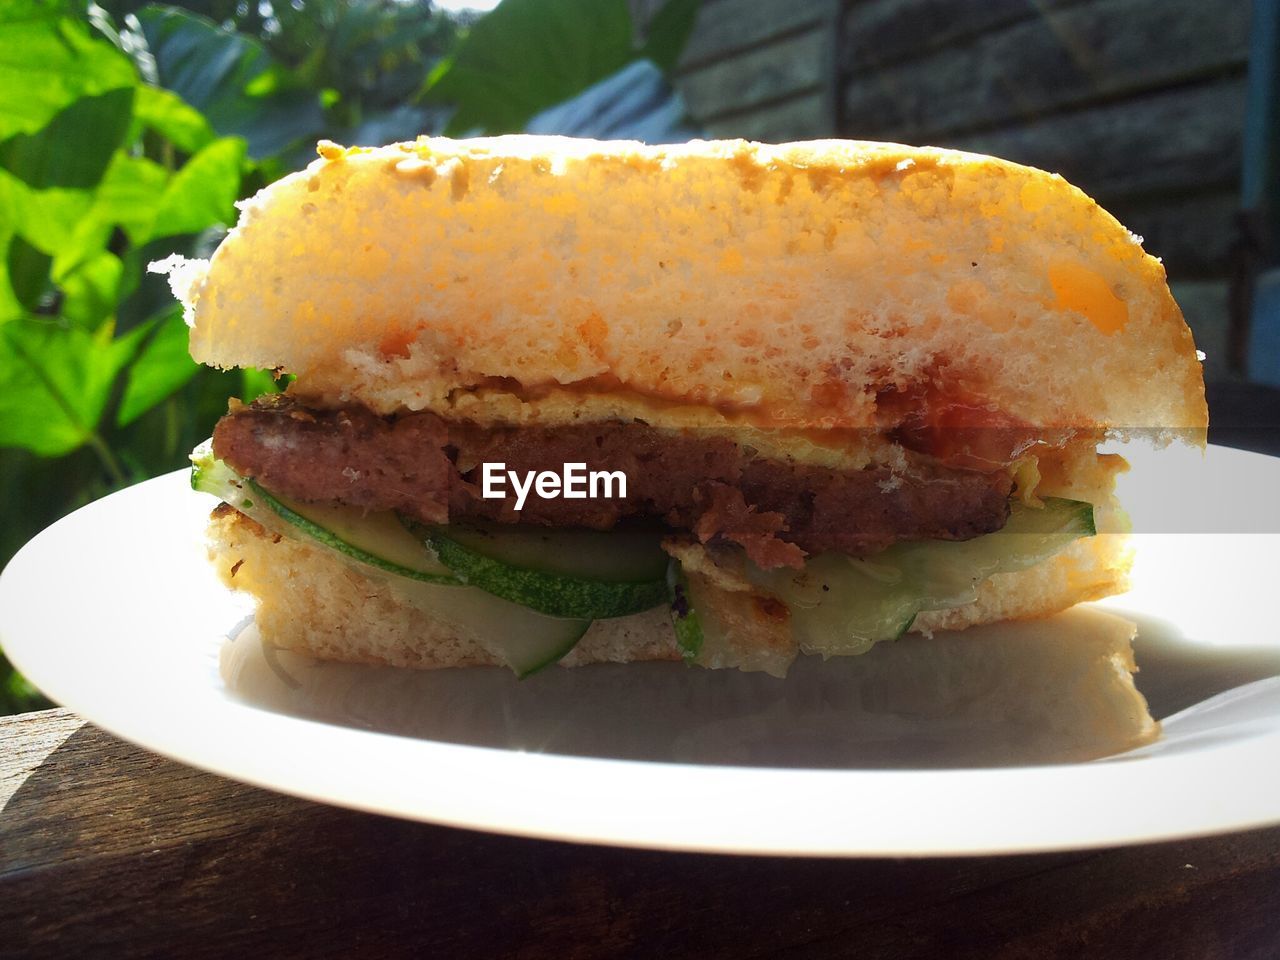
[1096,607,1280,762]
[220,606,1280,770]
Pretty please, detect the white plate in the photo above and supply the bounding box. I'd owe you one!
[2,444,1279,857]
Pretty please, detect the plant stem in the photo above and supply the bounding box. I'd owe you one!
[86,432,127,488]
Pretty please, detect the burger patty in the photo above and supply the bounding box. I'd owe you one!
[212,396,1015,569]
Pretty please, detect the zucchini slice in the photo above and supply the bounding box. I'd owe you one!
[666,561,703,660]
[249,481,460,584]
[665,560,796,677]
[420,523,669,620]
[191,442,456,584]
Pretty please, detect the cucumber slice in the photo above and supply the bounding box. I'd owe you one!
[391,579,591,678]
[752,497,1096,657]
[190,442,457,584]
[420,524,668,620]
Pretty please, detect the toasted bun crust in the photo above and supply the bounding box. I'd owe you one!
[168,136,1206,434]
[208,507,1129,671]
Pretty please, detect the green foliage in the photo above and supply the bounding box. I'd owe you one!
[0,4,277,712]
[105,0,461,155]
[0,652,51,716]
[135,5,327,160]
[0,88,134,190]
[117,307,197,427]
[0,0,701,714]
[427,0,635,135]
[426,0,697,136]
[639,0,700,74]
[133,84,217,153]
[0,318,149,458]
[0,5,137,140]
[151,136,247,235]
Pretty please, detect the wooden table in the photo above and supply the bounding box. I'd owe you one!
[3,382,1280,959]
[3,710,1278,958]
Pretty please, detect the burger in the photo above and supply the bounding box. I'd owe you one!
[155,136,1206,703]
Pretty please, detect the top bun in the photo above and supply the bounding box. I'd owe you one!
[166,136,1206,435]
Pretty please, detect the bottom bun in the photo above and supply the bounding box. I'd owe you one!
[207,508,1131,671]
[209,508,679,669]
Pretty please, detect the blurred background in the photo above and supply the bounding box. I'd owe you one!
[0,0,1276,713]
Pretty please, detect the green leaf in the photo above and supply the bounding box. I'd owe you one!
[136,5,325,161]
[426,0,637,135]
[240,365,284,402]
[133,84,216,154]
[114,236,190,332]
[0,239,25,321]
[0,87,134,190]
[84,152,169,246]
[117,306,197,427]
[0,318,146,456]
[0,168,93,255]
[150,136,245,239]
[5,233,52,312]
[21,153,164,301]
[56,251,125,327]
[136,6,271,111]
[0,8,138,140]
[640,0,701,75]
